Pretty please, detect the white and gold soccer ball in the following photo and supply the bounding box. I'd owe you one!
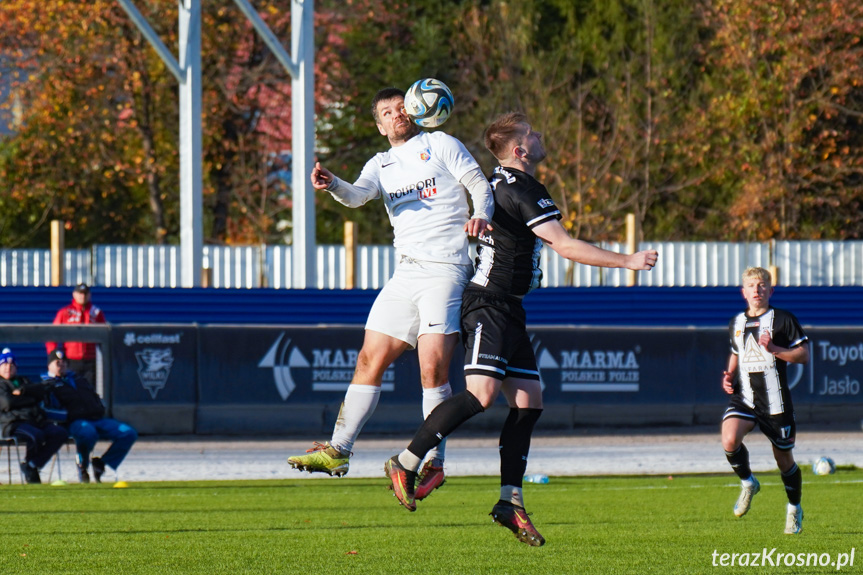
[812,456,836,475]
[404,78,454,128]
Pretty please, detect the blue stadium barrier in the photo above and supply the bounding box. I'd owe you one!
[2,285,862,326]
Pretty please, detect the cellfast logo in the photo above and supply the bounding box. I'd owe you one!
[124,332,182,346]
[259,333,395,400]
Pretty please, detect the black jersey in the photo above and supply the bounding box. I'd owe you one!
[728,306,808,415]
[470,166,561,296]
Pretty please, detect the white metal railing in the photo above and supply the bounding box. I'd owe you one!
[2,241,862,289]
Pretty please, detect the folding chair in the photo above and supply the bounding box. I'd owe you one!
[45,437,77,484]
[0,435,25,485]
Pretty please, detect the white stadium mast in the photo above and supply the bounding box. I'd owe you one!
[116,0,316,288]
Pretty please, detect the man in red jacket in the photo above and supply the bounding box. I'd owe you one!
[46,283,106,385]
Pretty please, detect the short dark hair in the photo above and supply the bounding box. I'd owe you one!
[484,112,530,161]
[371,87,405,123]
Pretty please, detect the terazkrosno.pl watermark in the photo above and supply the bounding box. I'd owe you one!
[712,548,855,571]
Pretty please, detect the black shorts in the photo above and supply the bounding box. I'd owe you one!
[723,395,796,451]
[461,287,539,381]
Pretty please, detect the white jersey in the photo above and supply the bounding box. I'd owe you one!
[335,131,490,265]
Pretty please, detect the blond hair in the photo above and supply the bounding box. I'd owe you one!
[484,112,530,161]
[742,266,772,286]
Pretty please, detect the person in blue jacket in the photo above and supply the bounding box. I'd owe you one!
[42,349,138,484]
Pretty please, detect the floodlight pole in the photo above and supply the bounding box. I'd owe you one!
[290,0,316,289]
[233,0,316,289]
[178,0,203,289]
[116,0,317,288]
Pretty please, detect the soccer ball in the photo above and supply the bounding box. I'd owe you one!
[812,456,836,475]
[404,78,454,128]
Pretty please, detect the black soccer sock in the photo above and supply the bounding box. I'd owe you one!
[407,390,485,459]
[725,444,752,480]
[781,463,803,505]
[499,407,543,488]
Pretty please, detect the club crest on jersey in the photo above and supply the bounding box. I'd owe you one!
[419,148,432,162]
[537,198,554,208]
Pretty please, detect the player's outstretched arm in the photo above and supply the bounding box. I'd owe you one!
[311,161,380,208]
[533,220,658,271]
[310,162,335,190]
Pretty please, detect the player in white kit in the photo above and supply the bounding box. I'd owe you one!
[288,87,493,501]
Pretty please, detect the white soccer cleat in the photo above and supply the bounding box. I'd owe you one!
[733,476,760,517]
[785,504,803,534]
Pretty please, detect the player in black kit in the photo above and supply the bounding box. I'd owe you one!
[721,266,810,534]
[383,112,658,546]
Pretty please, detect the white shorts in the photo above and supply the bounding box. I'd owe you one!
[365,257,472,349]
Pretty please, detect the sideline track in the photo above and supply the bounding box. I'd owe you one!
[36,425,863,484]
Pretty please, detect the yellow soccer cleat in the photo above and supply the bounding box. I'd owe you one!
[287,442,350,477]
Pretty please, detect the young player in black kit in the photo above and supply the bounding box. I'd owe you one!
[383,112,658,546]
[721,266,810,534]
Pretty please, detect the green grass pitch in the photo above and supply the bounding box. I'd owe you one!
[3,470,861,574]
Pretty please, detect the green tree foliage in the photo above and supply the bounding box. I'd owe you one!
[445,0,710,243]
[311,0,469,244]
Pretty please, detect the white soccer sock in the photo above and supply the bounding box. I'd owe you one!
[422,382,452,463]
[330,384,381,454]
[397,450,423,473]
[501,485,524,508]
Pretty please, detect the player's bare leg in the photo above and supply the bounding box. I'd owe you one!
[288,331,407,476]
[414,333,458,500]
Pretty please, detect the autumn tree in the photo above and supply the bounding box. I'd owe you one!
[3,0,862,249]
[0,1,178,247]
[0,1,346,247]
[694,0,863,239]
